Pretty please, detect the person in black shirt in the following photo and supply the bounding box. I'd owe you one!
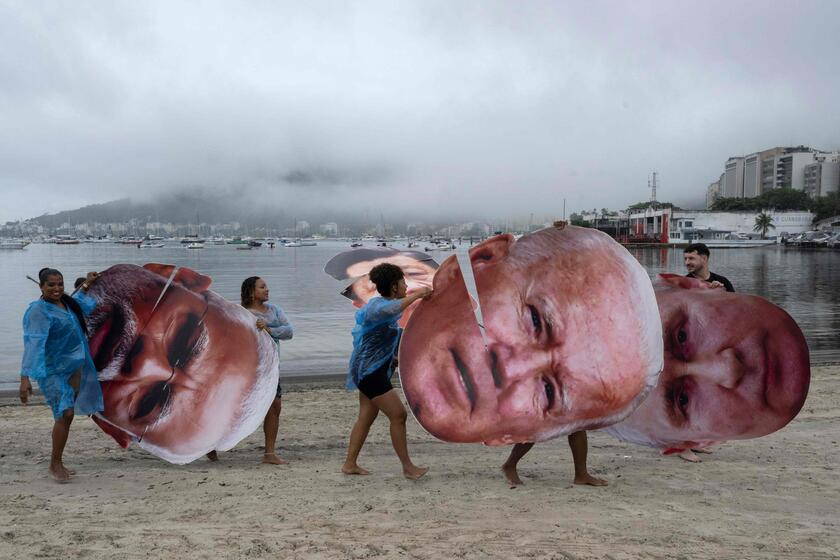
[683,243,734,292]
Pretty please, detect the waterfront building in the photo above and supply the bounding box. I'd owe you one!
[814,214,840,233]
[623,207,814,243]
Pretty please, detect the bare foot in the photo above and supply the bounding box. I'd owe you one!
[501,464,524,486]
[403,465,429,480]
[678,449,701,463]
[262,453,289,465]
[206,450,219,462]
[692,447,713,454]
[341,464,370,475]
[49,463,71,483]
[574,472,608,486]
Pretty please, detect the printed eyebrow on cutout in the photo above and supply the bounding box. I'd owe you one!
[166,313,208,369]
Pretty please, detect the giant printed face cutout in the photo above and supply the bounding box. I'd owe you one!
[399,226,664,445]
[604,274,810,451]
[86,263,279,464]
[325,248,438,326]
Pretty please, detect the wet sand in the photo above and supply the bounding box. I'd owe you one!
[1,367,838,560]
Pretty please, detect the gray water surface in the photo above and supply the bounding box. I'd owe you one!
[1,241,837,389]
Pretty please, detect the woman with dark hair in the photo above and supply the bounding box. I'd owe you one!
[19,268,103,481]
[207,276,294,464]
[341,263,431,480]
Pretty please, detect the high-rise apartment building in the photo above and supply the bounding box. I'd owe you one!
[714,146,838,200]
[804,156,840,197]
[706,179,721,209]
[723,157,745,198]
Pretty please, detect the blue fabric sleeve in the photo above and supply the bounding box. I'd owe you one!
[361,298,404,326]
[73,291,98,316]
[266,304,293,341]
[20,304,50,379]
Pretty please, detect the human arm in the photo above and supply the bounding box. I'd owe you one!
[398,287,432,311]
[264,305,294,341]
[73,272,100,315]
[360,290,432,326]
[20,305,50,382]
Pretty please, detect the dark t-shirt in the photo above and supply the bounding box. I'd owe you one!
[686,271,735,292]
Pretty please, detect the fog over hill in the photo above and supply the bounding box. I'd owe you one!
[16,186,538,232]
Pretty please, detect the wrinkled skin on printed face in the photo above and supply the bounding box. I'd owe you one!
[400,226,663,445]
[604,274,810,451]
[86,263,277,463]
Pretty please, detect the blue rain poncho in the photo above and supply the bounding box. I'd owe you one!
[346,297,404,390]
[20,292,104,420]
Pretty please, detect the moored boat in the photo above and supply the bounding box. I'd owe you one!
[0,239,29,250]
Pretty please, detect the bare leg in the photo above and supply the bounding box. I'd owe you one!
[568,431,607,486]
[372,390,428,480]
[342,393,379,475]
[501,443,535,486]
[262,398,287,465]
[49,409,74,482]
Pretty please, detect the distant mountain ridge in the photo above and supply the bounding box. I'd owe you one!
[14,189,476,232]
[24,191,295,226]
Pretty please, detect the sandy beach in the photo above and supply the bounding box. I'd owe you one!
[1,366,838,560]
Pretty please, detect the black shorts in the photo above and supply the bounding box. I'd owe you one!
[357,360,394,400]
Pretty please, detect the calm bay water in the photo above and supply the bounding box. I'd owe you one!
[1,241,838,390]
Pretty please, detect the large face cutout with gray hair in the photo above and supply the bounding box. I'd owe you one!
[85,263,279,464]
[398,226,664,445]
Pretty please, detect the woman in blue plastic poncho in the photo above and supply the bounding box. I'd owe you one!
[341,263,432,480]
[19,268,104,482]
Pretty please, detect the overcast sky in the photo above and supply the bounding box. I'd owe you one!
[1,0,839,223]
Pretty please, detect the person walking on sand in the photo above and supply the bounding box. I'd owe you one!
[207,276,294,465]
[500,433,608,488]
[342,263,431,480]
[19,268,104,482]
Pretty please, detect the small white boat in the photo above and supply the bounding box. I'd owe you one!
[138,242,165,248]
[186,242,205,249]
[0,239,29,250]
[284,242,302,248]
